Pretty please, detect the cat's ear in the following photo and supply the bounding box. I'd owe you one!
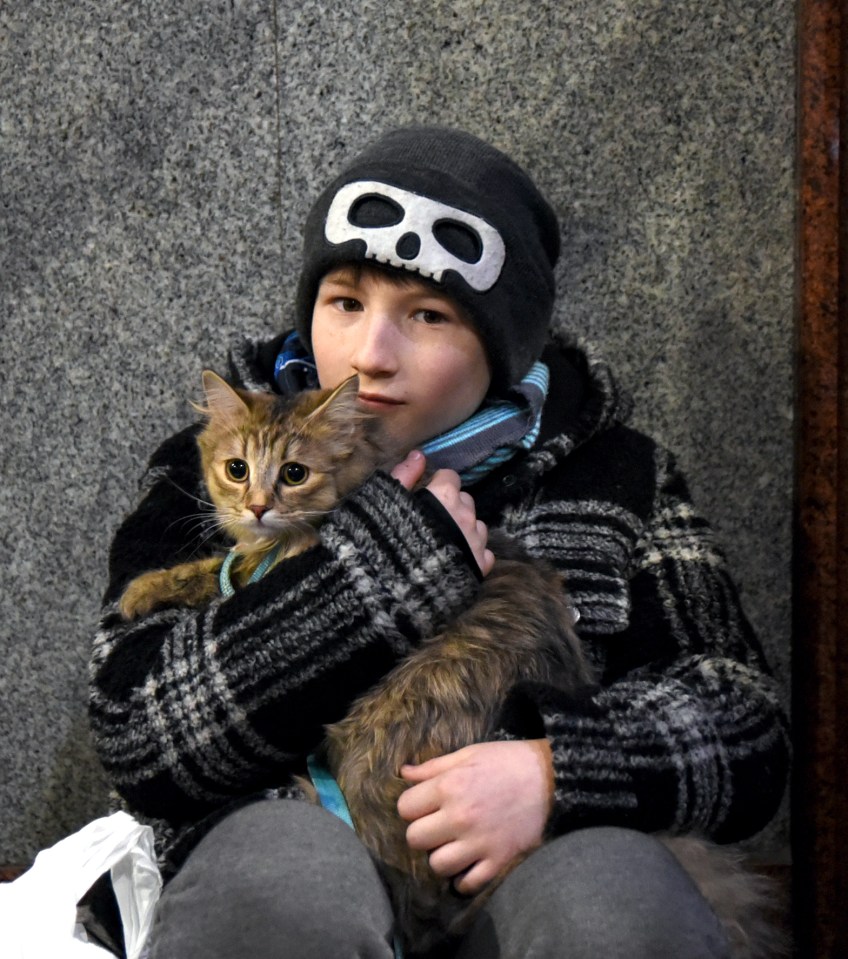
[303,375,363,427]
[193,370,251,420]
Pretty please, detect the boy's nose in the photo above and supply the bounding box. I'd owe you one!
[351,315,399,378]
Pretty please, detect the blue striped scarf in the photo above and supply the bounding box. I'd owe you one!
[420,362,548,484]
[274,332,548,486]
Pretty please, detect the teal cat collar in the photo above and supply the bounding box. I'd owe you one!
[219,544,282,598]
[306,753,355,830]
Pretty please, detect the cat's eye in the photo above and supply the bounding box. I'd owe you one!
[281,462,308,486]
[226,459,249,482]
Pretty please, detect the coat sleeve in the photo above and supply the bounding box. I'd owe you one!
[497,448,790,844]
[89,426,480,823]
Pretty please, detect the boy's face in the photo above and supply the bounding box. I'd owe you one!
[311,266,492,451]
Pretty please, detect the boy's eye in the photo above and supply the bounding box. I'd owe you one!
[337,297,362,312]
[226,459,249,482]
[413,309,447,325]
[281,462,309,486]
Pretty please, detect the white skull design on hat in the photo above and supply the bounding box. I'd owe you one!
[324,180,506,292]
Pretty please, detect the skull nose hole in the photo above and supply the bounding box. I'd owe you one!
[395,232,421,261]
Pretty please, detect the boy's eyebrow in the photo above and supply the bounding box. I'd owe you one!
[321,267,359,286]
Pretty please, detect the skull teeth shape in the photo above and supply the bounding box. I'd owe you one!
[324,180,506,292]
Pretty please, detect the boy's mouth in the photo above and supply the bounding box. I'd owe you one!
[357,391,405,409]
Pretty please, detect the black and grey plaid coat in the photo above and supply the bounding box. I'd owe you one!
[89,332,789,865]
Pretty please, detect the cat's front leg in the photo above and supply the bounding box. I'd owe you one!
[118,556,224,620]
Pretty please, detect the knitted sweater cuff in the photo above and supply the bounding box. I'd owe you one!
[320,471,482,648]
[495,682,642,837]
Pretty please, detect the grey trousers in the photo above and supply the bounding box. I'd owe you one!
[149,799,730,958]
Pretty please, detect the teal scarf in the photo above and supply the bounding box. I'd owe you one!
[420,361,549,484]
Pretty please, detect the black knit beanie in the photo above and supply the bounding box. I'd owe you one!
[294,127,560,393]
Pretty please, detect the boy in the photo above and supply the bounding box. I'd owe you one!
[90,127,789,958]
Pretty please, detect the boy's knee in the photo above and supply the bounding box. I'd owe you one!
[460,827,730,959]
[151,800,395,959]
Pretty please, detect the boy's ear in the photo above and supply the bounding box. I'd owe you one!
[193,370,251,419]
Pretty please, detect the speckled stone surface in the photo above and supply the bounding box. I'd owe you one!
[0,0,794,862]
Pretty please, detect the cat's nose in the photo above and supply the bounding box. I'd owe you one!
[248,504,269,520]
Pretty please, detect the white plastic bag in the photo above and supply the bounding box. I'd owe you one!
[0,811,162,959]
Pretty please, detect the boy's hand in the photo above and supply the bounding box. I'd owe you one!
[397,740,554,895]
[391,452,494,576]
[390,449,429,489]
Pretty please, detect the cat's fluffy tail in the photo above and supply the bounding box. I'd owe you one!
[661,836,789,959]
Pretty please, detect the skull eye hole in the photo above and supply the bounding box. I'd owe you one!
[433,220,483,264]
[349,195,404,228]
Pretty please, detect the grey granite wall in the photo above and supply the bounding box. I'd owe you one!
[0,0,794,863]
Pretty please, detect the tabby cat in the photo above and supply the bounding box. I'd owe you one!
[118,371,393,619]
[119,372,781,957]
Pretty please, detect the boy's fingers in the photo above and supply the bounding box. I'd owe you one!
[426,469,461,498]
[423,471,494,575]
[400,752,453,781]
[397,777,441,821]
[391,450,427,489]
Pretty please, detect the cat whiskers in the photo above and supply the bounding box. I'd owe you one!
[171,512,226,548]
[161,473,218,511]
[157,475,230,555]
[279,508,333,531]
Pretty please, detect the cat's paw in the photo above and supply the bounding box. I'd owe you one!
[117,559,223,620]
[118,572,168,620]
